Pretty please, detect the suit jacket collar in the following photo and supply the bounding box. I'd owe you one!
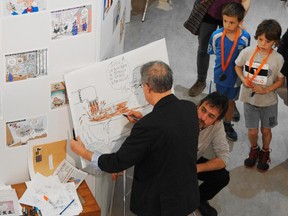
[153,94,178,111]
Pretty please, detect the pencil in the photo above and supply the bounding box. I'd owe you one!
[59,199,75,215]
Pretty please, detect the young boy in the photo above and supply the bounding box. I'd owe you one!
[235,19,284,172]
[208,2,250,141]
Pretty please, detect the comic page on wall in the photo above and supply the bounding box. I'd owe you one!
[51,5,92,40]
[2,0,47,17]
[64,39,169,165]
[5,49,47,83]
[6,115,47,148]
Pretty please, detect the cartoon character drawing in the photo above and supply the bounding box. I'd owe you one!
[82,18,88,32]
[71,20,78,36]
[7,0,39,15]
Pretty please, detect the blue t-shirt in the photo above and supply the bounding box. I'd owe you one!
[208,27,250,87]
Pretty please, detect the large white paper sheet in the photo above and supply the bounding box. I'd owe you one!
[64,39,169,160]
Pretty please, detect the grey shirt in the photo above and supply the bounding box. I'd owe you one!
[198,120,230,167]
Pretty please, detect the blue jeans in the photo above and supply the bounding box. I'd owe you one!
[197,22,219,81]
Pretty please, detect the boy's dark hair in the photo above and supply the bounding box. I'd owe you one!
[221,2,245,22]
[254,19,282,46]
[199,92,229,120]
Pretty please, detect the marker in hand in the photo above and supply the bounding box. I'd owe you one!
[123,114,140,122]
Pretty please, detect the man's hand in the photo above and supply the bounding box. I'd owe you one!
[70,136,93,161]
[124,110,143,123]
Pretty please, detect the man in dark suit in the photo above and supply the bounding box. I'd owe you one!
[70,61,200,216]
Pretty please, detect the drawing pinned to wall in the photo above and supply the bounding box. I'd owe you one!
[103,0,113,19]
[113,0,121,33]
[6,115,48,148]
[3,0,47,17]
[5,49,48,83]
[51,5,92,40]
[119,9,126,43]
[65,39,169,160]
[51,81,69,110]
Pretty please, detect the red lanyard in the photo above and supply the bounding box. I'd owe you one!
[221,28,240,72]
[245,46,272,87]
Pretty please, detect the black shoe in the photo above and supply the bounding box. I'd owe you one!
[223,122,238,141]
[232,105,240,122]
[198,201,217,216]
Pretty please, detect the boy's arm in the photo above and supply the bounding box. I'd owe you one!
[235,65,250,87]
[252,76,285,94]
[241,0,251,16]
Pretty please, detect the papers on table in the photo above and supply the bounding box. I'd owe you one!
[53,159,87,189]
[19,173,82,216]
[0,185,21,216]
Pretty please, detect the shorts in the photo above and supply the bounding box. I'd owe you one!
[244,103,278,129]
[215,84,240,100]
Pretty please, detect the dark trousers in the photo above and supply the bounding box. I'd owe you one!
[197,157,230,202]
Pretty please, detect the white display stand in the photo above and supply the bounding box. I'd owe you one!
[0,0,126,215]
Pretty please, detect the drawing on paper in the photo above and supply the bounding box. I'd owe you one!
[51,5,92,40]
[113,0,121,32]
[5,49,47,83]
[51,81,69,110]
[103,0,113,19]
[0,201,15,215]
[65,58,152,154]
[6,115,47,147]
[65,39,169,158]
[3,0,47,17]
[119,9,126,43]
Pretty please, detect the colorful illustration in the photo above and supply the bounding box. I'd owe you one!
[3,0,47,17]
[5,49,47,83]
[113,0,121,32]
[51,5,92,40]
[6,115,48,147]
[51,82,69,110]
[103,0,113,19]
[0,201,15,215]
[64,39,169,157]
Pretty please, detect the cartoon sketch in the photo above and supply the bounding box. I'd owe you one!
[65,39,169,158]
[5,49,47,83]
[51,5,92,40]
[103,0,113,19]
[3,0,47,17]
[113,0,121,32]
[51,82,69,110]
[0,201,15,215]
[6,116,47,147]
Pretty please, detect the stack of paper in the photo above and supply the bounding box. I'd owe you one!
[19,173,82,216]
[0,185,21,216]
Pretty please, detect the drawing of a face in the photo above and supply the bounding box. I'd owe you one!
[129,66,142,94]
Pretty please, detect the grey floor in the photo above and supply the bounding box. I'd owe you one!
[111,0,288,215]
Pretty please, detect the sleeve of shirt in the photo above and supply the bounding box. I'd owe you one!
[211,122,230,167]
[91,151,102,171]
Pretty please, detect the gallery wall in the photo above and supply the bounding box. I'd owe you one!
[0,0,127,185]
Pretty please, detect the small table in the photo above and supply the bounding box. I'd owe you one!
[12,180,101,216]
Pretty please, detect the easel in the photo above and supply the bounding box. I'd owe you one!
[142,0,173,22]
[109,170,133,216]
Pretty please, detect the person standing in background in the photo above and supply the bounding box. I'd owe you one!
[277,0,288,105]
[208,2,250,141]
[235,19,284,172]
